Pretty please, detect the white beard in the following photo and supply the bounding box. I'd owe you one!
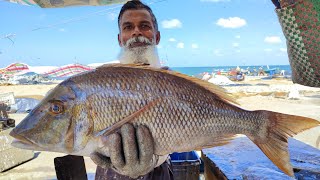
[118,36,161,68]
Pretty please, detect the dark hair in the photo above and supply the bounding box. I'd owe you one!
[118,0,158,31]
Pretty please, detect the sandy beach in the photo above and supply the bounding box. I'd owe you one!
[0,76,319,179]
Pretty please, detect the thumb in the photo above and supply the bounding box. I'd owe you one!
[90,151,112,169]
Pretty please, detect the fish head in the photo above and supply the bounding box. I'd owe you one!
[10,80,89,154]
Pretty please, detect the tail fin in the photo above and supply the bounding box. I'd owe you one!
[248,111,319,177]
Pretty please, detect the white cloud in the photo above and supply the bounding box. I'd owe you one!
[157,45,162,49]
[177,42,184,48]
[232,43,239,47]
[216,17,246,28]
[280,48,287,52]
[264,36,282,44]
[235,35,241,39]
[264,48,273,52]
[213,49,223,56]
[169,38,176,42]
[162,19,182,29]
[191,44,199,49]
[200,0,230,2]
[108,12,117,21]
[59,28,66,32]
[235,50,241,53]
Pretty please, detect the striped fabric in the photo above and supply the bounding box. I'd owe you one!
[6,0,37,6]
[276,0,320,87]
[44,63,93,77]
[0,63,29,78]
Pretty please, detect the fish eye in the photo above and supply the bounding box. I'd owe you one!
[49,100,65,114]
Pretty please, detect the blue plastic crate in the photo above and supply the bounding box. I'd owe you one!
[170,151,200,163]
[169,151,201,180]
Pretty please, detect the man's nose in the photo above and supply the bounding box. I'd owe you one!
[132,26,142,37]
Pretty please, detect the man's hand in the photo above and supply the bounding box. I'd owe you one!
[271,0,281,9]
[281,0,296,8]
[90,124,159,178]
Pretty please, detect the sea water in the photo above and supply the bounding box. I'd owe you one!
[171,65,291,76]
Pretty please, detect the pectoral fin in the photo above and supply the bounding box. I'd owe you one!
[94,98,160,137]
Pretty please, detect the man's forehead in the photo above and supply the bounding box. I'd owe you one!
[120,9,153,24]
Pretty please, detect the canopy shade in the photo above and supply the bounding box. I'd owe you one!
[5,0,129,8]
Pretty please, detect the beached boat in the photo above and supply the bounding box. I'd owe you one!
[228,74,245,81]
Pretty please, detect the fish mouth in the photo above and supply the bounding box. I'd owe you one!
[9,130,42,150]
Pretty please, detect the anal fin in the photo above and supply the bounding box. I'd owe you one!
[195,135,236,150]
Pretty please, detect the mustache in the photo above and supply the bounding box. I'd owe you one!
[124,36,153,48]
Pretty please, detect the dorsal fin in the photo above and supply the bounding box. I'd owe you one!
[97,63,148,69]
[97,63,239,106]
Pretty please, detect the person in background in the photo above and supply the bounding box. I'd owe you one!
[0,103,9,120]
[91,1,173,179]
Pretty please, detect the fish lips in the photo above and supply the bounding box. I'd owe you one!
[9,130,43,151]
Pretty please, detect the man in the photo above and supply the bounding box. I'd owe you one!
[92,1,173,179]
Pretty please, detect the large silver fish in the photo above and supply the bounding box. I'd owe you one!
[10,64,319,177]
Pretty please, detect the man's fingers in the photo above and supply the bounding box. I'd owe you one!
[121,124,138,166]
[100,124,157,178]
[90,152,112,169]
[137,125,154,164]
[109,133,125,169]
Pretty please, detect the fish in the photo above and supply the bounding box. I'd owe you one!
[10,64,319,177]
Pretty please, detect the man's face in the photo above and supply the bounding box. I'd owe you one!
[118,9,160,47]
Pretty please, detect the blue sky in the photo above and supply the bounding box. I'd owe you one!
[0,0,288,67]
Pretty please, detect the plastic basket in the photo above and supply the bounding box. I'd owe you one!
[170,151,201,180]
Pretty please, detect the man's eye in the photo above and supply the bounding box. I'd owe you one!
[141,24,151,29]
[123,25,132,30]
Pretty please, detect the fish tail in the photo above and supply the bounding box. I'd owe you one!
[249,111,319,177]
